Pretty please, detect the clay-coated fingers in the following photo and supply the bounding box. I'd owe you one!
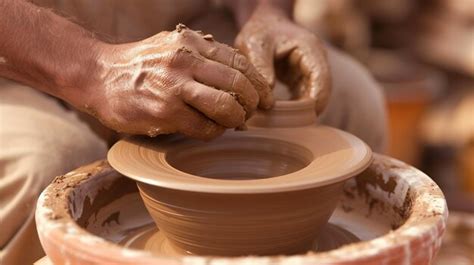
[194,34,274,109]
[276,36,331,114]
[181,81,246,128]
[294,40,331,114]
[235,34,276,88]
[176,104,226,141]
[190,54,259,118]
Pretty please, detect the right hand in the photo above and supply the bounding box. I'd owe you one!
[83,24,273,140]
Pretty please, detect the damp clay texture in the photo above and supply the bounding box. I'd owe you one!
[105,97,372,256]
[36,154,447,265]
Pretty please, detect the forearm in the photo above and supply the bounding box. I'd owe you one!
[0,0,105,107]
[224,0,293,28]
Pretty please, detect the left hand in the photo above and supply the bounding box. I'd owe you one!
[235,4,331,114]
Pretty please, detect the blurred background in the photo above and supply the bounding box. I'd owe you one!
[294,0,474,214]
[294,1,474,262]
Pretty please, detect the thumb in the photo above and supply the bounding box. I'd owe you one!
[235,34,276,87]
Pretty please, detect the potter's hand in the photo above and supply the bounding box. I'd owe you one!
[90,25,273,140]
[235,4,331,114]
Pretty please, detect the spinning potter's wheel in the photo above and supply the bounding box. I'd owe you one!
[36,155,448,265]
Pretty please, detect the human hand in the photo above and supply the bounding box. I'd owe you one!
[235,4,331,114]
[84,24,273,140]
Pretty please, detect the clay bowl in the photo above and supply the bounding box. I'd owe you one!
[36,154,448,264]
[107,123,372,256]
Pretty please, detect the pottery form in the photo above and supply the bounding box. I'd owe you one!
[36,154,448,264]
[107,99,372,256]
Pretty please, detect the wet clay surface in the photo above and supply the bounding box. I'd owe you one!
[70,181,373,256]
[119,221,361,256]
[107,123,372,256]
[107,126,372,194]
[36,155,447,265]
[138,181,345,256]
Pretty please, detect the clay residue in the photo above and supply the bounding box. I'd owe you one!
[45,160,112,221]
[355,168,397,199]
[175,23,187,32]
[202,34,214,41]
[75,175,137,227]
[102,211,121,227]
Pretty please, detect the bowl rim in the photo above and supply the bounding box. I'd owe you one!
[107,126,373,194]
[35,154,448,265]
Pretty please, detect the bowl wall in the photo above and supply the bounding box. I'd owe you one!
[138,181,345,256]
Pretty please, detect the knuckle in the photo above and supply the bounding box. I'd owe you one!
[176,29,197,43]
[233,53,250,72]
[168,50,183,66]
[214,92,232,115]
[186,87,201,102]
[168,47,193,67]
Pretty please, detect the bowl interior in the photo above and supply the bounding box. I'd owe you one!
[166,137,313,180]
[107,126,373,193]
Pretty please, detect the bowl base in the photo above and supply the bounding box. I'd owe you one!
[119,220,360,256]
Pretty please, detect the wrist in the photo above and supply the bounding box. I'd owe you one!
[60,40,110,112]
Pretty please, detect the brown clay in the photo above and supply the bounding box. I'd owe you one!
[137,182,344,256]
[120,222,360,256]
[105,97,372,256]
[108,126,371,255]
[36,154,448,264]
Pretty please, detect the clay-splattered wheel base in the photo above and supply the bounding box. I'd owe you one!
[36,155,448,265]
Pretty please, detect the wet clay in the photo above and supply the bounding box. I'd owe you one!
[36,154,448,265]
[120,222,360,256]
[138,181,345,256]
[106,97,373,256]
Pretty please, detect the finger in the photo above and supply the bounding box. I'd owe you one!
[235,34,276,87]
[294,41,331,115]
[232,46,275,109]
[176,104,226,141]
[276,38,331,114]
[189,32,274,109]
[181,81,246,128]
[188,54,259,118]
